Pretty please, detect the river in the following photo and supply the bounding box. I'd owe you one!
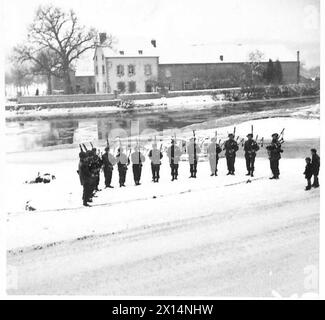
[5,98,318,153]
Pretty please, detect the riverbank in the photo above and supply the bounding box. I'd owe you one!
[5,94,319,121]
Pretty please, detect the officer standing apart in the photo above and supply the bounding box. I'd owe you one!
[266,133,283,179]
[131,145,146,185]
[167,139,182,181]
[187,137,201,178]
[149,143,163,183]
[207,137,222,176]
[244,133,260,177]
[116,147,130,187]
[224,133,239,175]
[102,144,117,188]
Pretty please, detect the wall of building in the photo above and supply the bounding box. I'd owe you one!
[17,93,115,104]
[158,61,299,91]
[51,71,77,93]
[75,76,96,94]
[93,47,108,93]
[105,56,159,94]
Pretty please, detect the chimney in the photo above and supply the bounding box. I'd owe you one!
[138,50,143,55]
[297,50,300,84]
[151,39,157,48]
[119,51,125,55]
[99,33,107,45]
[220,55,224,62]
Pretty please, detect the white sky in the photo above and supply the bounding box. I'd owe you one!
[2,0,320,68]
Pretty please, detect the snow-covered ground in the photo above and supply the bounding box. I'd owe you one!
[7,156,319,296]
[6,113,320,250]
[6,104,320,296]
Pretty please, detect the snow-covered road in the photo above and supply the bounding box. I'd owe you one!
[7,181,318,296]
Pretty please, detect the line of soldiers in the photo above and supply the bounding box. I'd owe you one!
[77,131,290,207]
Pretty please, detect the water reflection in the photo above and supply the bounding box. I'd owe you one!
[5,99,313,152]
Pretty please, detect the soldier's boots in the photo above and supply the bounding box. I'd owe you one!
[246,171,251,176]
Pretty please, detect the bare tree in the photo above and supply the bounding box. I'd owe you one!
[13,46,61,94]
[6,64,34,96]
[21,5,113,94]
[246,50,265,86]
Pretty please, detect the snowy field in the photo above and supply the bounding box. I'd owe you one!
[6,103,320,296]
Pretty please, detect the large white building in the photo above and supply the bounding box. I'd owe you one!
[93,41,159,94]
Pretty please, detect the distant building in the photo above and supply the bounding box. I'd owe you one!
[92,39,302,94]
[158,44,300,90]
[75,72,95,94]
[93,43,159,94]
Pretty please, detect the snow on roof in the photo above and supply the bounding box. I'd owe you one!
[158,43,298,64]
[75,39,298,75]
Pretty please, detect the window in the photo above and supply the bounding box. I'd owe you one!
[117,82,126,93]
[183,81,192,90]
[128,64,135,76]
[138,50,143,55]
[102,65,105,74]
[145,81,153,92]
[102,54,104,60]
[96,82,99,92]
[128,81,136,93]
[103,82,107,92]
[95,65,98,75]
[144,64,152,76]
[117,65,124,76]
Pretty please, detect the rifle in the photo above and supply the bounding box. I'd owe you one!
[82,143,88,151]
[279,128,285,141]
[79,144,85,153]
[251,125,254,136]
[127,137,132,166]
[233,126,236,136]
[240,138,245,147]
[90,142,94,149]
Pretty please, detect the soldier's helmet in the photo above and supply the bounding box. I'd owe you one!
[247,133,253,138]
[228,133,234,138]
[171,139,175,144]
[105,146,110,152]
[211,137,216,142]
[272,133,279,138]
[311,148,317,153]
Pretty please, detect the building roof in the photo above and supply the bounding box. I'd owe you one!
[157,43,298,64]
[75,39,299,76]
[97,43,158,59]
